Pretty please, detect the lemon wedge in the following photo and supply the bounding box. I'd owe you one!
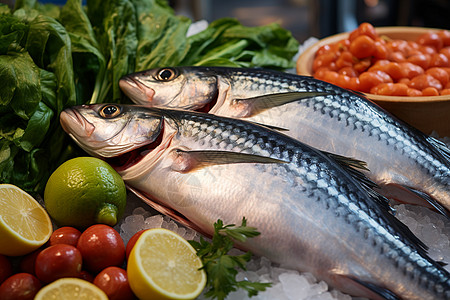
[0,184,52,256]
[127,228,206,300]
[34,277,108,300]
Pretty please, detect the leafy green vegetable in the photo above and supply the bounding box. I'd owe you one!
[189,218,271,300]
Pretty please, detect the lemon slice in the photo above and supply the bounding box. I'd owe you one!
[34,277,108,300]
[0,184,52,256]
[127,228,206,300]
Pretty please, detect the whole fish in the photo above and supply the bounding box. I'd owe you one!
[119,66,450,217]
[60,103,450,300]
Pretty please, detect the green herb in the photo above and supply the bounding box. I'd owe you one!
[189,217,271,300]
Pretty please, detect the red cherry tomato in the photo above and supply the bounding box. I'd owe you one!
[125,230,148,259]
[417,31,443,51]
[93,267,134,300]
[349,35,376,59]
[0,273,41,300]
[35,244,82,283]
[76,224,125,273]
[0,254,12,285]
[19,248,43,275]
[49,226,82,247]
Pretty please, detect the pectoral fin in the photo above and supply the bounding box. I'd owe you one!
[234,91,329,117]
[171,149,287,173]
[331,274,400,300]
[380,183,450,219]
[126,185,208,236]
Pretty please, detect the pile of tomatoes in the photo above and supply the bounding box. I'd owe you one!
[312,22,450,96]
[0,224,142,300]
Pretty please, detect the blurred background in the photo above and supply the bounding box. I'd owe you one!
[2,0,450,43]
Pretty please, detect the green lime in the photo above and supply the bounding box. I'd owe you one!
[44,157,127,228]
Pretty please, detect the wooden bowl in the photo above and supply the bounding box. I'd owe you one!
[296,27,450,137]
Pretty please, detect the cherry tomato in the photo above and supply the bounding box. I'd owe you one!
[408,74,443,90]
[322,70,339,84]
[0,254,12,285]
[49,226,82,247]
[406,53,430,70]
[417,31,443,51]
[0,273,41,300]
[429,53,450,68]
[406,88,422,96]
[93,267,134,300]
[382,62,403,80]
[125,229,148,259]
[440,47,450,60]
[438,30,450,47]
[358,22,377,40]
[373,40,389,59]
[399,62,424,79]
[349,35,376,59]
[313,52,337,72]
[338,66,358,77]
[336,51,354,69]
[422,87,440,96]
[35,244,82,283]
[359,71,392,93]
[426,67,449,86]
[316,44,332,56]
[353,57,371,73]
[388,51,405,62]
[19,248,43,275]
[77,224,125,273]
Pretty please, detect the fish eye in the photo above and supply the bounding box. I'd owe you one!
[155,68,177,81]
[99,105,121,118]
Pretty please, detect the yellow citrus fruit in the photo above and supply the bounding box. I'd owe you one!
[44,157,127,228]
[34,277,108,300]
[0,184,52,256]
[127,228,206,300]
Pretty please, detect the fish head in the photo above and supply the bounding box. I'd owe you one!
[60,104,167,170]
[119,67,219,111]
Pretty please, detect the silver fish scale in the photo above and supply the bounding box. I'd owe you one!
[226,69,449,180]
[175,111,450,296]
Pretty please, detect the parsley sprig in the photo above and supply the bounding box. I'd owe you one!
[189,217,272,300]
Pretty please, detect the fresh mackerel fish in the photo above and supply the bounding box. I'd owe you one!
[119,66,450,218]
[60,104,450,300]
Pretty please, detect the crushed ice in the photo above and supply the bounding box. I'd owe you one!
[118,190,450,300]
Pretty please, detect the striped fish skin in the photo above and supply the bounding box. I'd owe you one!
[119,66,450,215]
[60,104,450,300]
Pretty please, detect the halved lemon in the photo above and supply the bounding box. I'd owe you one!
[127,228,207,300]
[0,184,52,256]
[34,277,108,300]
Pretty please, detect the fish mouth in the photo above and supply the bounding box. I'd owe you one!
[60,108,95,138]
[119,76,155,103]
[107,123,165,172]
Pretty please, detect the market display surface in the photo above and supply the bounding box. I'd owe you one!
[0,0,449,299]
